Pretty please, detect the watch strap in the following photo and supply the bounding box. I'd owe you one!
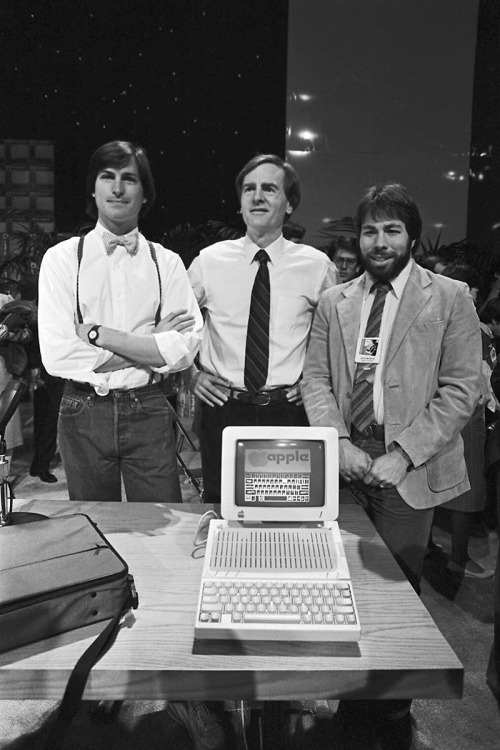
[87,325,101,346]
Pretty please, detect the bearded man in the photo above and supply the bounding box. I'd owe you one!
[301,182,481,750]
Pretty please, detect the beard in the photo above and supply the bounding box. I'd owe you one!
[361,242,412,282]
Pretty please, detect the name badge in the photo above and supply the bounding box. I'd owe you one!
[355,335,382,364]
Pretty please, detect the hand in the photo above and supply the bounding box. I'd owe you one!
[192,371,231,407]
[362,450,410,489]
[155,309,195,334]
[339,440,372,482]
[286,383,303,405]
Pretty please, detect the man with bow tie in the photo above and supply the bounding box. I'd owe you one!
[38,140,203,503]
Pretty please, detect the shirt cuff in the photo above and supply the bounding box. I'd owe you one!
[152,330,200,373]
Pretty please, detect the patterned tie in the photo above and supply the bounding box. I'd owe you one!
[244,249,271,394]
[350,281,392,434]
[102,230,139,256]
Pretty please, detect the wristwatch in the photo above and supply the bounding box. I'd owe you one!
[87,325,101,346]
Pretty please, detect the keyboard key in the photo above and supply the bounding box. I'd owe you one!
[244,613,302,625]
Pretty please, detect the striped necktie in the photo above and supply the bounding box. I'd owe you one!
[244,249,270,394]
[350,281,391,434]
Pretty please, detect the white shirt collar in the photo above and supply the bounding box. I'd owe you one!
[243,234,285,265]
[95,221,139,239]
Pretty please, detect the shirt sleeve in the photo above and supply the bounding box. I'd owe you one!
[319,260,340,294]
[186,254,207,307]
[150,247,203,373]
[38,241,113,383]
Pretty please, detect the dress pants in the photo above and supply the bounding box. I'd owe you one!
[339,433,435,724]
[58,382,181,503]
[199,397,309,503]
[30,378,64,475]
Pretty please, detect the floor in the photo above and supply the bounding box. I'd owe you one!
[1,402,500,749]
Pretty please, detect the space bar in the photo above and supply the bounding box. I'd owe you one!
[244,613,302,624]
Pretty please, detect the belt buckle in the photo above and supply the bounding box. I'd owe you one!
[253,392,271,406]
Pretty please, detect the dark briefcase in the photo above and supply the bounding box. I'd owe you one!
[0,513,139,748]
[0,513,138,653]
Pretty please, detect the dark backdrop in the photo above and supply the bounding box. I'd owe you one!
[2,0,499,251]
[1,0,288,239]
[467,0,500,254]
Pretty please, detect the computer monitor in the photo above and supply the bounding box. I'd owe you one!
[221,425,339,523]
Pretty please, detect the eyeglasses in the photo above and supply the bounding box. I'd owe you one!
[333,257,358,268]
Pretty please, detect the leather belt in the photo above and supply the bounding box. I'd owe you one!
[219,384,294,406]
[350,422,385,442]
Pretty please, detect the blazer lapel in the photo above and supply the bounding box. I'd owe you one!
[337,279,364,384]
[385,264,432,366]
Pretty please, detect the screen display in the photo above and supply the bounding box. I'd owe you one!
[234,439,325,508]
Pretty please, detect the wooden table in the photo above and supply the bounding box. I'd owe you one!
[0,500,463,702]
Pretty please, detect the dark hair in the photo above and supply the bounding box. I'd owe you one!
[480,297,500,324]
[282,221,305,241]
[355,182,422,243]
[441,262,482,290]
[86,140,156,220]
[328,235,361,261]
[418,255,447,273]
[235,154,301,212]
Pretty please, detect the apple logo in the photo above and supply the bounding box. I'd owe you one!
[248,451,268,467]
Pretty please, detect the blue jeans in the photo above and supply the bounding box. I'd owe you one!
[58,382,181,503]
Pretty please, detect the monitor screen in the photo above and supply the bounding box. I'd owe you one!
[234,438,325,508]
[221,426,339,523]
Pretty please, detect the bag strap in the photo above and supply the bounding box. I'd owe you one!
[44,577,137,750]
[76,236,162,325]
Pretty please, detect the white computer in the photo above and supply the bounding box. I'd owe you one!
[194,425,360,642]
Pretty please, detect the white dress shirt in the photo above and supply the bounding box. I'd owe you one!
[358,259,413,423]
[38,222,203,393]
[188,234,339,389]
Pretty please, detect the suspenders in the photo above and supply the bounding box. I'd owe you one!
[75,235,162,325]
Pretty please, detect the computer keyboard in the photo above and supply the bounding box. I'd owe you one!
[195,578,360,641]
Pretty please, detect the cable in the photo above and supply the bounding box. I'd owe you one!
[193,509,219,549]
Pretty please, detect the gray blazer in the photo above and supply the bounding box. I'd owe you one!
[301,261,482,509]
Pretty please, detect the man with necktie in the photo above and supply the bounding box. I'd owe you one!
[187,153,339,503]
[301,182,482,749]
[38,140,203,502]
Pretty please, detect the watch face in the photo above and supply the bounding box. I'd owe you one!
[89,329,98,341]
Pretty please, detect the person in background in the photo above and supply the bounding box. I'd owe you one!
[480,298,500,350]
[418,254,448,274]
[0,293,25,458]
[487,359,500,698]
[282,220,305,243]
[19,277,65,484]
[433,263,496,578]
[38,140,203,503]
[301,182,481,750]
[327,236,362,283]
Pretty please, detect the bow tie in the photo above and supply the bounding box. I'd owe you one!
[102,231,139,256]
